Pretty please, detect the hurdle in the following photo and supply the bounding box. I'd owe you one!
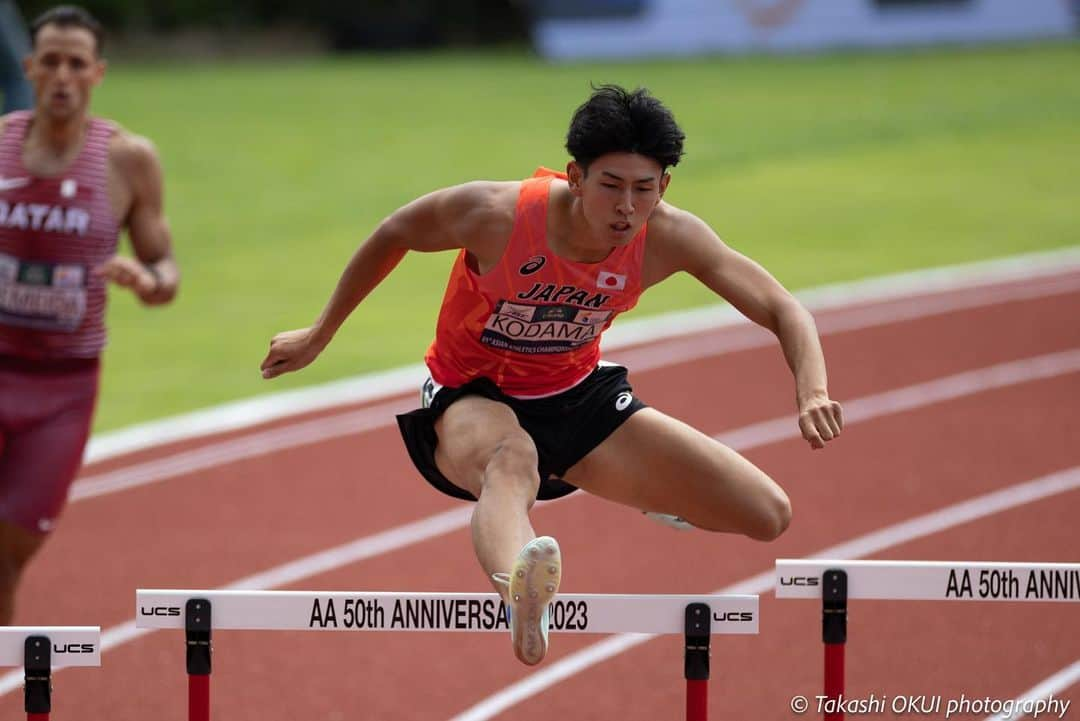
[776,559,1080,720]
[0,627,101,721]
[136,589,759,721]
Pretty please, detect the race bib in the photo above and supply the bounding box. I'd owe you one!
[0,251,87,332]
[480,300,612,354]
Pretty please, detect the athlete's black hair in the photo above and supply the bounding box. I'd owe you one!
[566,85,685,173]
[31,5,104,54]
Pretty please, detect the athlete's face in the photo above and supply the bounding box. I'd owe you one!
[24,25,105,121]
[567,152,670,247]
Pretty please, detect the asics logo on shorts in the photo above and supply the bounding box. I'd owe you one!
[615,391,633,411]
[421,377,438,409]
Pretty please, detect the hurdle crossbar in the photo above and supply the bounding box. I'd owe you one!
[776,559,1080,602]
[0,627,102,721]
[138,589,758,721]
[776,559,1080,721]
[136,589,760,634]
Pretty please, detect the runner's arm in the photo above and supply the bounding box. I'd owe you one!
[261,182,509,379]
[99,134,179,306]
[656,210,843,448]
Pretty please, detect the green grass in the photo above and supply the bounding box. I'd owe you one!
[89,42,1080,430]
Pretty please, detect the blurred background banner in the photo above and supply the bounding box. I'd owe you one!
[531,0,1077,60]
[13,0,533,53]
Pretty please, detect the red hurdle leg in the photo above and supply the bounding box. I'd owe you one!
[684,603,711,721]
[822,570,848,721]
[27,714,49,721]
[686,679,708,721]
[824,642,845,721]
[189,673,210,721]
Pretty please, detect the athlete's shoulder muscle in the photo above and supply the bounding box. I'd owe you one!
[642,201,727,287]
[108,127,160,179]
[108,127,165,227]
[382,179,518,258]
[644,200,795,326]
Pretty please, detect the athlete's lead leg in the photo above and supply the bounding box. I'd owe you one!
[433,396,561,664]
[433,396,542,589]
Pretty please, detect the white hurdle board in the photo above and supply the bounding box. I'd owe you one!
[776,559,1080,602]
[0,627,101,667]
[137,590,759,634]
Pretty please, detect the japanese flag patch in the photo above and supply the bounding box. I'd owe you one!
[597,271,626,291]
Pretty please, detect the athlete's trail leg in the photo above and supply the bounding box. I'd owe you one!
[565,407,792,540]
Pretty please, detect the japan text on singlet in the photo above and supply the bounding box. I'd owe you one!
[0,111,120,359]
[425,168,646,397]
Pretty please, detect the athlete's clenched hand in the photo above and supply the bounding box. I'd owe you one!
[261,327,325,379]
[95,256,159,302]
[797,392,843,450]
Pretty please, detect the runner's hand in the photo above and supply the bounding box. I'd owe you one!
[798,393,843,450]
[94,256,158,302]
[261,327,324,379]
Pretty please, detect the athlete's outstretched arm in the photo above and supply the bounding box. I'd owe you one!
[261,181,512,379]
[651,208,843,449]
[97,133,179,306]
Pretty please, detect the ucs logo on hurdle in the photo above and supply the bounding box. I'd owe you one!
[778,576,819,587]
[52,643,96,654]
[141,605,182,617]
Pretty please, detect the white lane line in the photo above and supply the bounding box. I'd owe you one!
[715,349,1080,450]
[86,248,1080,464]
[5,350,1076,698]
[69,274,1080,504]
[615,271,1080,373]
[71,398,412,501]
[984,660,1080,720]
[447,467,1080,721]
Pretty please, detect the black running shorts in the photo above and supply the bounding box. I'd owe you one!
[395,364,647,501]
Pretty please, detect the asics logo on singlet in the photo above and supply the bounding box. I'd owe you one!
[615,392,633,412]
[518,255,547,275]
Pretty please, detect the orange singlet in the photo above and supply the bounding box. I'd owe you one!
[425,168,646,397]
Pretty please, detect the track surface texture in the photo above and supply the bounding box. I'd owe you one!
[7,269,1079,720]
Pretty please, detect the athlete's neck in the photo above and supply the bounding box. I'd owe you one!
[25,113,87,160]
[550,188,616,264]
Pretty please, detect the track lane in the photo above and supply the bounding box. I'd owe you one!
[4,278,1077,719]
[8,369,1074,720]
[17,289,1080,636]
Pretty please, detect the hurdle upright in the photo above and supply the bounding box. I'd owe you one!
[137,589,759,721]
[0,627,101,721]
[776,559,1080,720]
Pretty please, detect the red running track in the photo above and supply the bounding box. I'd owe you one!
[6,273,1079,720]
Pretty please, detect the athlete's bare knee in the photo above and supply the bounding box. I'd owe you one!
[691,485,791,541]
[481,434,540,498]
[745,490,792,542]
